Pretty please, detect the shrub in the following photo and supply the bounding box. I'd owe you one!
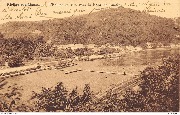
[8,56,24,67]
[31,83,94,112]
[0,83,24,112]
[122,55,179,112]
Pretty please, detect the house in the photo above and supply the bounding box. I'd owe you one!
[146,42,153,49]
[56,44,85,50]
[5,62,9,68]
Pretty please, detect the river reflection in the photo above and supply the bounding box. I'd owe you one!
[103,48,179,67]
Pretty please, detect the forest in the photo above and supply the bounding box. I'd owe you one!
[0,7,179,46]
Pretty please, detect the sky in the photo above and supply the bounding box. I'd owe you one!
[0,0,180,24]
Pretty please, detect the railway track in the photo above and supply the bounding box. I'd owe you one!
[96,75,142,99]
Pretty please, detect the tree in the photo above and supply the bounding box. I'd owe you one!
[0,32,3,38]
[8,55,24,67]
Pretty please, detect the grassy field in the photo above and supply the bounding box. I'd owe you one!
[1,59,146,102]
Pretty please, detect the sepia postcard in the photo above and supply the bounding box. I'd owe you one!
[0,0,179,113]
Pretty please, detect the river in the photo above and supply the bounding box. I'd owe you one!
[103,48,179,67]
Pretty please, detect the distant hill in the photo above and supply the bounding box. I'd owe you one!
[0,7,179,46]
